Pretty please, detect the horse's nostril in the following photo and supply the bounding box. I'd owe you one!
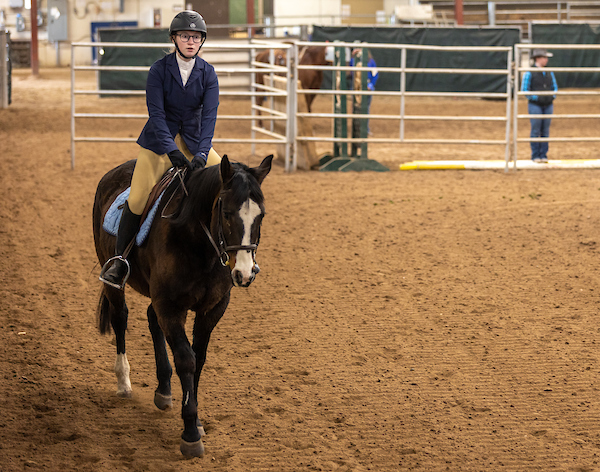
[232,270,256,287]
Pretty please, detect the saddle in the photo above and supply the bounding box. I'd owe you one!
[141,167,184,222]
[103,168,186,246]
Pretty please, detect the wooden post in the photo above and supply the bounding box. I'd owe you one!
[454,0,463,25]
[246,0,255,37]
[0,31,8,108]
[30,0,39,76]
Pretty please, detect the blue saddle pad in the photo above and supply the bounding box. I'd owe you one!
[102,188,165,246]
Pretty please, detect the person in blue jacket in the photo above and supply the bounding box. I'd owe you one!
[348,47,379,123]
[521,48,558,163]
[100,10,220,289]
[348,47,378,155]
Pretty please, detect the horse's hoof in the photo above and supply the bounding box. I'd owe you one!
[154,392,172,410]
[180,438,205,458]
[116,388,132,398]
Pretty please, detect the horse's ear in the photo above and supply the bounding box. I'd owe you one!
[219,155,233,184]
[251,155,273,185]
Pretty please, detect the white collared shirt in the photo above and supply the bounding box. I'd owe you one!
[176,54,196,86]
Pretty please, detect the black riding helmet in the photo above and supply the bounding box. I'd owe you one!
[170,10,207,59]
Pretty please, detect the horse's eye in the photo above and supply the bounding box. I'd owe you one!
[223,211,235,220]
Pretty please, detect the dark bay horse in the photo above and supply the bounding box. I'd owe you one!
[92,155,272,457]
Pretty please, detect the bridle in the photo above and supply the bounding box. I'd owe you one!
[162,167,260,268]
[201,196,258,267]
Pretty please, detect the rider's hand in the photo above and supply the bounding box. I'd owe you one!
[191,155,206,171]
[167,150,191,170]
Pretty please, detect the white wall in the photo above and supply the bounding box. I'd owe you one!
[1,0,342,66]
[0,0,185,66]
[274,0,341,34]
[383,0,413,15]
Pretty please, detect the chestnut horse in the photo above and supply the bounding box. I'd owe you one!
[254,45,329,125]
[92,155,272,457]
[297,45,329,112]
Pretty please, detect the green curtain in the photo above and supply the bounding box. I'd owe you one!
[531,23,600,88]
[312,26,520,93]
[98,28,170,92]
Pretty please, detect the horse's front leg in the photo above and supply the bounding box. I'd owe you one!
[160,311,204,457]
[192,293,230,436]
[147,304,173,410]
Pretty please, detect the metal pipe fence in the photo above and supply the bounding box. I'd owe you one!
[70,40,295,170]
[294,40,514,171]
[70,39,600,172]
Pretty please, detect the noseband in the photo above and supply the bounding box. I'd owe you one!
[201,197,258,267]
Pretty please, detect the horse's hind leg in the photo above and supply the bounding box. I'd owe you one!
[102,287,132,397]
[147,304,173,410]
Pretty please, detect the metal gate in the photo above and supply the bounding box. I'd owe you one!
[70,40,295,169]
[512,42,600,165]
[293,40,514,171]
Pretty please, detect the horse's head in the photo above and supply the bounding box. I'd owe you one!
[274,50,287,67]
[256,49,287,67]
[216,155,272,287]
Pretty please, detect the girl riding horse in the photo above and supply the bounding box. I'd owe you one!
[100,10,221,289]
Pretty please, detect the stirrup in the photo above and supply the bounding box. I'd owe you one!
[99,255,131,290]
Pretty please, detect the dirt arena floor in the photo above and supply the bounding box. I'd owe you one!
[1,67,600,471]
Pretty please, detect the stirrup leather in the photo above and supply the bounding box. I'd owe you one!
[99,255,131,290]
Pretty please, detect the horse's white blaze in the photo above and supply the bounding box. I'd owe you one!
[233,198,261,285]
[115,353,132,397]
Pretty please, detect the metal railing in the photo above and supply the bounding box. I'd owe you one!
[293,40,514,170]
[70,39,600,172]
[512,42,600,164]
[430,1,600,21]
[70,40,295,170]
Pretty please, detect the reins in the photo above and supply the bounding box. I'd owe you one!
[160,167,188,219]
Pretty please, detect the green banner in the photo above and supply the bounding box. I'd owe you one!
[531,23,600,88]
[98,28,171,92]
[311,26,520,93]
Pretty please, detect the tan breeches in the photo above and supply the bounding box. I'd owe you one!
[127,135,221,215]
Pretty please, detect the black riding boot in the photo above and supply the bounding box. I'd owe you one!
[99,201,142,289]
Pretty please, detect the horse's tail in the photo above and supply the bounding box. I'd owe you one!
[96,285,112,335]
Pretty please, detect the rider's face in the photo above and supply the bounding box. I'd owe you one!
[174,30,202,59]
[536,56,549,67]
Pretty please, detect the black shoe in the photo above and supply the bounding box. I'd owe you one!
[99,256,130,290]
[99,201,142,290]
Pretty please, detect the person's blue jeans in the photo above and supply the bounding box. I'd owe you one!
[528,102,553,160]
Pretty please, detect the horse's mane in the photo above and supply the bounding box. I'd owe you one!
[169,161,265,228]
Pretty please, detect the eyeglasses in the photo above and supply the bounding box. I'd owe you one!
[177,33,204,43]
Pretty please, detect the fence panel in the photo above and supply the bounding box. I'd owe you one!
[71,39,600,172]
[70,41,295,170]
[294,40,514,171]
[512,42,600,163]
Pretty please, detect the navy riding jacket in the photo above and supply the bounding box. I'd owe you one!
[137,52,219,161]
